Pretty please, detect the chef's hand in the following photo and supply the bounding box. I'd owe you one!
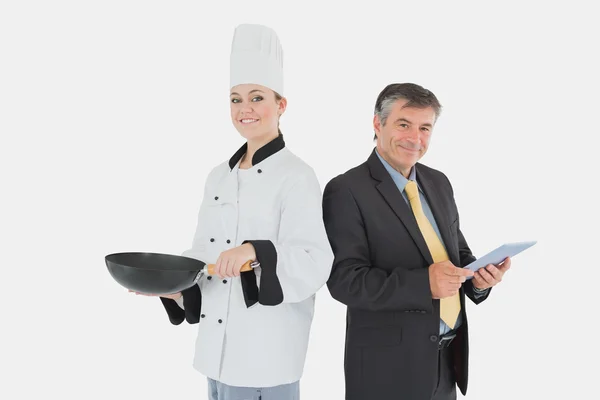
[128,290,182,300]
[213,243,257,278]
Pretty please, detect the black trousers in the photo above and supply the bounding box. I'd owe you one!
[431,345,457,400]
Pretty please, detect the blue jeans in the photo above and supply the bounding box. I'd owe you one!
[207,378,300,400]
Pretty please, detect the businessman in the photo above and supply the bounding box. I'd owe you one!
[322,83,511,399]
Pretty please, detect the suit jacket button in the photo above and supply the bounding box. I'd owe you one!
[214,196,219,200]
[201,314,205,318]
[223,280,227,284]
[210,238,215,242]
[226,239,231,244]
[218,319,223,323]
[207,276,212,280]
[257,169,262,173]
[430,335,438,342]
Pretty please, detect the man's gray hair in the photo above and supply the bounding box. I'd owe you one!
[375,94,414,127]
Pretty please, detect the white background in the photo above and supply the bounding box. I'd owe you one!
[1,1,598,399]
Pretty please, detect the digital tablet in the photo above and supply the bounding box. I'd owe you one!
[464,241,537,279]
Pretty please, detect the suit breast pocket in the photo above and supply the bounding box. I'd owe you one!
[446,215,461,257]
[448,214,458,236]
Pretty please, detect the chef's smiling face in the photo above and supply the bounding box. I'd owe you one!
[374,98,437,178]
[230,84,286,140]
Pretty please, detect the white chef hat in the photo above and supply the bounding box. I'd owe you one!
[230,24,284,95]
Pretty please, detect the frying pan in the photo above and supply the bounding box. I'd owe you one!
[105,252,259,294]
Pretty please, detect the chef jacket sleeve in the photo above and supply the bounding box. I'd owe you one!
[159,284,201,324]
[321,173,433,312]
[242,168,334,306]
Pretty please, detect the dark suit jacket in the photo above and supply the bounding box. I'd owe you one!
[322,149,491,400]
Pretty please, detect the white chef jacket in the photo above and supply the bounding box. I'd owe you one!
[162,135,334,388]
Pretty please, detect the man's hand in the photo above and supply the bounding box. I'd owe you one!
[213,243,257,278]
[128,290,182,300]
[429,261,474,299]
[472,257,511,290]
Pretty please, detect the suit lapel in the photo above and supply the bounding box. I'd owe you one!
[415,165,460,265]
[368,151,434,265]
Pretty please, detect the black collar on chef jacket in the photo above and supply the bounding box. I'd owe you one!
[228,133,286,170]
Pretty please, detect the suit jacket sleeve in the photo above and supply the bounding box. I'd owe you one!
[322,175,433,312]
[445,173,491,305]
[458,222,492,304]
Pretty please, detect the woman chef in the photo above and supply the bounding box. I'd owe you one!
[141,24,334,400]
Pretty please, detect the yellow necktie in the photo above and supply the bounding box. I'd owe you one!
[404,180,461,329]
